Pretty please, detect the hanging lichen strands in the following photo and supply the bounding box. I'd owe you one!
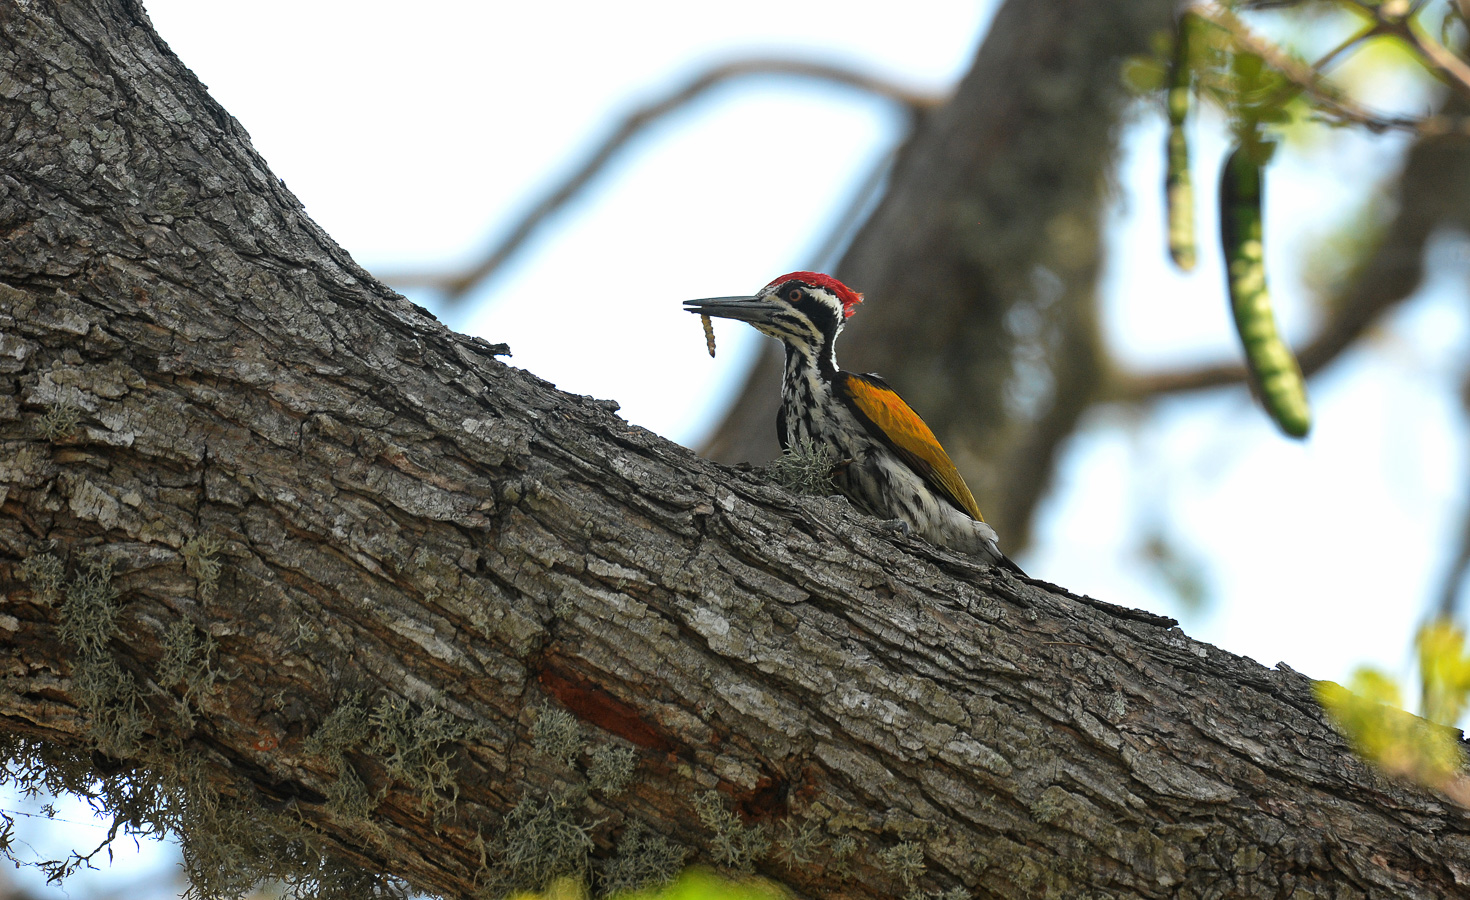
[1219,140,1311,438]
[1165,12,1197,271]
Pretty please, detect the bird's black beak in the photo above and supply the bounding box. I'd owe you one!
[682,295,782,326]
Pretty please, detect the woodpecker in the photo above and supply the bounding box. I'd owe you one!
[686,272,1021,573]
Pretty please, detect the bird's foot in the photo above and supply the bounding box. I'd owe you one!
[879,518,912,536]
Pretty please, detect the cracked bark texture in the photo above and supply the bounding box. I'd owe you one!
[2,2,1470,899]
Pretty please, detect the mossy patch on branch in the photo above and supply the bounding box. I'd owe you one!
[693,791,769,872]
[599,822,689,896]
[827,833,858,877]
[6,548,412,900]
[180,534,225,601]
[301,693,486,822]
[157,617,219,729]
[15,552,65,604]
[5,550,738,900]
[877,840,926,888]
[42,555,149,758]
[477,787,598,897]
[773,818,824,867]
[56,556,119,656]
[587,744,637,796]
[368,695,483,814]
[1,735,408,900]
[763,439,840,497]
[34,400,82,441]
[302,695,378,820]
[531,703,585,766]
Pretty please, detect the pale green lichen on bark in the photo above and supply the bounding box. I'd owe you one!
[41,555,151,758]
[156,748,410,900]
[828,833,858,876]
[367,695,484,815]
[587,744,637,796]
[0,581,408,900]
[301,695,378,821]
[158,618,220,731]
[181,533,225,601]
[300,692,490,830]
[34,400,82,441]
[9,622,414,898]
[530,703,585,766]
[878,840,927,888]
[764,439,839,497]
[693,790,770,872]
[5,562,680,900]
[15,551,64,604]
[55,556,119,656]
[599,822,689,896]
[468,701,700,898]
[159,618,215,689]
[773,818,825,866]
[474,787,598,898]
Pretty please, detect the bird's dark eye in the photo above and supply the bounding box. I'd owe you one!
[787,288,802,302]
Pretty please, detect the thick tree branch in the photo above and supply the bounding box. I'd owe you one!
[4,3,1470,900]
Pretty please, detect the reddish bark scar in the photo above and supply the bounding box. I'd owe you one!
[538,666,675,752]
[736,774,789,820]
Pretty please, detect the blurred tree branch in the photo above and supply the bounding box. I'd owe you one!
[1195,5,1418,132]
[375,60,941,305]
[1198,2,1470,136]
[1337,0,1470,99]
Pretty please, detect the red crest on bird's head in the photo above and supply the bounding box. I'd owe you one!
[764,271,864,319]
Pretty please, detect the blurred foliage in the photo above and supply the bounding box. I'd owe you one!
[1316,620,1470,802]
[1121,0,1470,437]
[1418,619,1470,726]
[510,868,787,900]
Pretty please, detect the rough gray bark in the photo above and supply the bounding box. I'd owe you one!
[704,0,1176,548]
[3,3,1470,900]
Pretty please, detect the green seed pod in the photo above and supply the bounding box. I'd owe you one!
[1219,144,1311,438]
[1167,127,1195,271]
[1165,14,1196,271]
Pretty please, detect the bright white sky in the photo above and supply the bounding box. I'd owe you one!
[8,1,1470,895]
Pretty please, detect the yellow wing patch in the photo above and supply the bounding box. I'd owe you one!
[839,373,985,522]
